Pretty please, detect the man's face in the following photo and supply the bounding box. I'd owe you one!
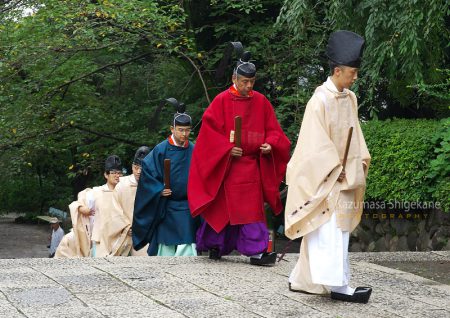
[233,74,256,97]
[104,170,121,187]
[170,125,191,145]
[132,164,142,182]
[334,66,359,89]
[50,223,59,230]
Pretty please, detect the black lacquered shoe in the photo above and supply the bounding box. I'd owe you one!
[209,248,221,260]
[250,252,277,266]
[331,287,372,304]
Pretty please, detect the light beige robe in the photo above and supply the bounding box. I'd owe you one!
[114,175,148,256]
[55,188,93,258]
[285,78,370,293]
[93,184,132,257]
[55,231,77,258]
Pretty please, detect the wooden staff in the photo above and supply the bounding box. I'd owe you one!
[342,127,353,170]
[164,159,171,189]
[234,116,242,148]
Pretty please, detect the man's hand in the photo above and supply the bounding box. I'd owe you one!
[231,147,243,157]
[127,228,132,236]
[337,170,346,183]
[79,205,95,216]
[260,143,272,155]
[161,189,172,197]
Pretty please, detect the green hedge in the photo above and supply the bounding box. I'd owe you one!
[0,178,43,214]
[362,118,449,212]
[0,176,72,215]
[428,118,450,212]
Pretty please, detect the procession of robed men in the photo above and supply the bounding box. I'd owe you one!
[55,31,373,304]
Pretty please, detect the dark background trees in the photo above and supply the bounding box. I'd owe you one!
[0,0,448,214]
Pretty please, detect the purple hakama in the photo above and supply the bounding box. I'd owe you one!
[196,221,269,256]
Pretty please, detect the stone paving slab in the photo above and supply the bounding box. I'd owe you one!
[349,251,450,262]
[0,252,449,317]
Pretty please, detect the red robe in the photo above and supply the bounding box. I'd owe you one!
[188,87,291,233]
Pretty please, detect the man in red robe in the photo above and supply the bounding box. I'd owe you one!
[188,44,290,265]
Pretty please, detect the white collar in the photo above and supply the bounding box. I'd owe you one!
[324,77,349,96]
[170,134,180,147]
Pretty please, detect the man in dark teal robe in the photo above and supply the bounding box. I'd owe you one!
[132,99,198,256]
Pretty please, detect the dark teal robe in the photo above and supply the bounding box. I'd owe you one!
[132,139,198,255]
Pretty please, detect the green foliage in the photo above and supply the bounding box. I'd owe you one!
[363,119,448,212]
[428,118,450,212]
[0,177,42,213]
[210,0,265,14]
[277,0,449,119]
[0,1,448,215]
[414,69,450,101]
[0,0,200,213]
[186,0,325,142]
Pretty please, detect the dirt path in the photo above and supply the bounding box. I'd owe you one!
[0,215,52,259]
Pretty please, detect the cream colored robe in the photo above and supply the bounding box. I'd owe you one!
[93,183,132,257]
[285,78,370,293]
[113,175,148,256]
[55,188,93,258]
[55,230,77,258]
[90,184,109,244]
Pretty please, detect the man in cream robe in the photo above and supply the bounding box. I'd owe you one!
[111,146,150,256]
[285,30,372,303]
[54,230,78,258]
[55,155,123,258]
[55,188,94,258]
[91,155,130,257]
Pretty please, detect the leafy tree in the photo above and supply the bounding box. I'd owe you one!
[277,0,449,119]
[0,0,201,212]
[184,0,327,141]
[1,0,448,215]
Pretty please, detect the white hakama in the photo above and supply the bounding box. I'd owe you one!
[289,212,355,295]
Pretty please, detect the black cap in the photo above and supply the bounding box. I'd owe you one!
[104,155,122,172]
[231,42,256,78]
[165,98,192,127]
[326,30,365,68]
[133,146,150,166]
[235,51,256,77]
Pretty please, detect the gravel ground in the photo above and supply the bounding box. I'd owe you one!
[0,215,51,259]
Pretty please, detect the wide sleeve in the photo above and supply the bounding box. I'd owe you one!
[68,188,89,228]
[68,188,92,257]
[132,145,167,251]
[259,97,291,214]
[284,95,342,239]
[187,95,234,217]
[350,92,371,170]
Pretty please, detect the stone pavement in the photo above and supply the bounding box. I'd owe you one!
[0,251,449,318]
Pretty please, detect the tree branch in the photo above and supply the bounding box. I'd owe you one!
[0,126,66,151]
[71,124,141,146]
[0,123,143,152]
[46,52,153,99]
[178,51,211,104]
[50,42,119,53]
[0,0,25,14]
